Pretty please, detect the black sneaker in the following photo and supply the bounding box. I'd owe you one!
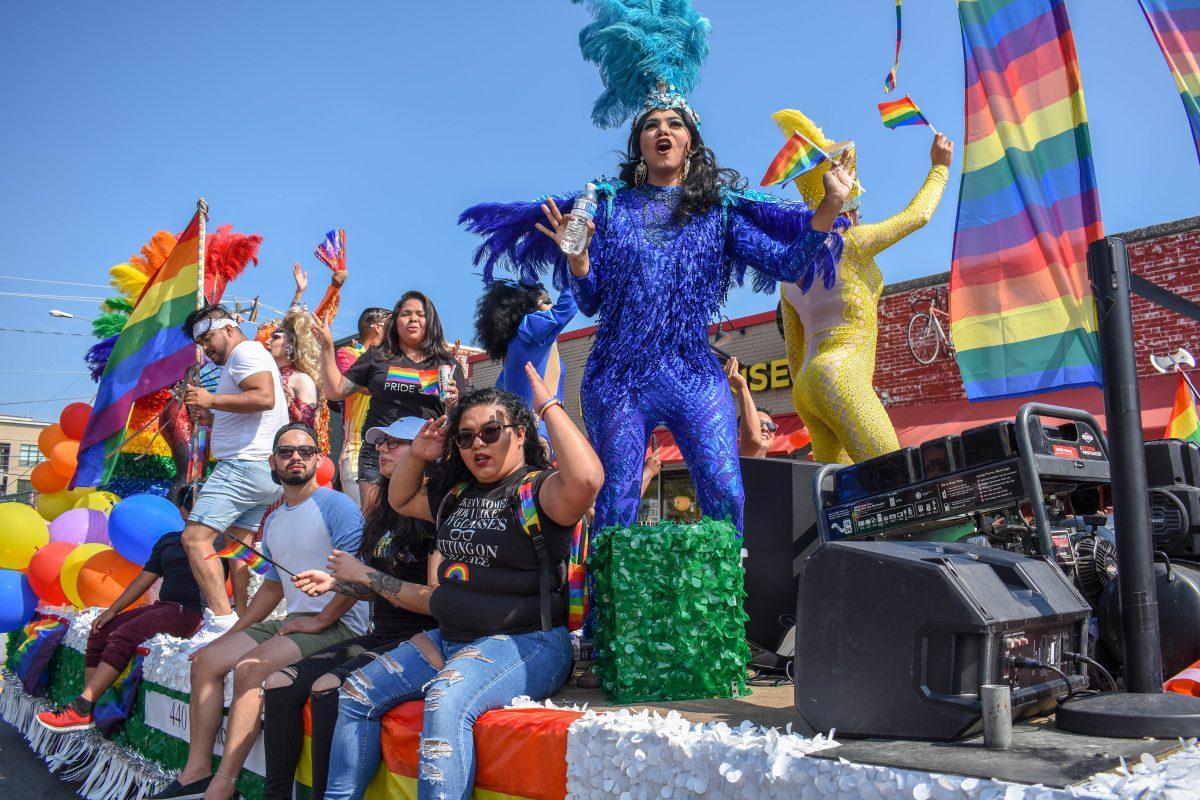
[149,776,214,800]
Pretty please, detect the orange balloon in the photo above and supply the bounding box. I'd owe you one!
[38,424,68,458]
[49,440,80,479]
[31,461,69,494]
[27,542,76,606]
[75,549,145,609]
[59,403,92,441]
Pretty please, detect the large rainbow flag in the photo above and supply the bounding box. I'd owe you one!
[1139,0,1200,163]
[950,0,1104,400]
[75,211,202,486]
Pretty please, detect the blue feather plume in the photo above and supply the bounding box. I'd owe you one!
[85,335,117,382]
[574,0,710,128]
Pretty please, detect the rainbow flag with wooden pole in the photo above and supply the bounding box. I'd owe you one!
[1138,0,1200,164]
[878,94,937,133]
[75,202,207,486]
[1165,373,1200,442]
[950,0,1103,401]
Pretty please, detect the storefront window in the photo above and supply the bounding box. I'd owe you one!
[661,468,701,524]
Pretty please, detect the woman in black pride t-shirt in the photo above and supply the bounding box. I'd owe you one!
[323,366,603,800]
[314,290,464,512]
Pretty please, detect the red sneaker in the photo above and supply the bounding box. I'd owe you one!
[36,706,94,733]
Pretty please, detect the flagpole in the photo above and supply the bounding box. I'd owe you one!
[187,197,209,485]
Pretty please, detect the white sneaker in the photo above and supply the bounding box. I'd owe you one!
[188,610,237,653]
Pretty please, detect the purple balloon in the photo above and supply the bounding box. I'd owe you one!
[47,508,109,546]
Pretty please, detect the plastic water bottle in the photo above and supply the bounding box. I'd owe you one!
[559,183,597,256]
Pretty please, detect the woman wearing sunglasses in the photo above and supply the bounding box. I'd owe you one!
[322,365,603,800]
[260,417,437,800]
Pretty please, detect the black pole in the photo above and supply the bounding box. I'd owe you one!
[1088,236,1163,693]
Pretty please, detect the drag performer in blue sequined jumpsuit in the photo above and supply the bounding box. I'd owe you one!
[460,0,852,534]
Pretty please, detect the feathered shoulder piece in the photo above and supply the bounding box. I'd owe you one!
[574,0,710,129]
[459,177,624,287]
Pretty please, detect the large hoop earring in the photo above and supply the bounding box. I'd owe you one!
[634,158,647,187]
[681,151,691,182]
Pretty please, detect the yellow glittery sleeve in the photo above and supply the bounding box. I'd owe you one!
[852,164,949,258]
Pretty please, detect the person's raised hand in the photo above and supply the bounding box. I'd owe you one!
[931,133,954,168]
[292,262,308,294]
[525,362,554,412]
[411,416,448,462]
[310,312,334,349]
[822,151,855,211]
[725,356,747,392]
[644,450,662,479]
[535,198,594,260]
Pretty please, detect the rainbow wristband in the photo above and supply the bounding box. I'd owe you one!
[538,397,563,417]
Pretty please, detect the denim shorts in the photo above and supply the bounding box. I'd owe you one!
[356,441,381,483]
[189,459,281,533]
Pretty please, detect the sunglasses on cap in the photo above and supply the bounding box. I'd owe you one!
[274,445,319,460]
[454,422,520,449]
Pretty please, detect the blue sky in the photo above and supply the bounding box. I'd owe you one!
[1,0,1196,423]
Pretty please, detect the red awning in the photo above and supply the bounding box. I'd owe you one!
[886,372,1181,450]
[650,414,811,465]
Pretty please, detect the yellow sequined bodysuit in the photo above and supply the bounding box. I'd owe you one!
[782,164,948,463]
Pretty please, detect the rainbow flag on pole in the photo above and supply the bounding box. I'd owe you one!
[207,539,272,575]
[75,210,202,486]
[1165,374,1200,442]
[878,95,930,129]
[950,0,1103,401]
[884,0,902,92]
[1139,0,1200,164]
[759,130,828,186]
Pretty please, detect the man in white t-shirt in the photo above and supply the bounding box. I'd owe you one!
[181,304,291,646]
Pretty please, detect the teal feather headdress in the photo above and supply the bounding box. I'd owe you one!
[573,0,711,129]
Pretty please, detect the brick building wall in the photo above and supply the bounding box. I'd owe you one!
[467,215,1200,422]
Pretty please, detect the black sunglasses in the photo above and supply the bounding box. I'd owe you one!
[760,420,778,432]
[454,422,519,449]
[275,445,319,460]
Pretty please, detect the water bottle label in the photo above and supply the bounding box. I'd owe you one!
[572,198,597,218]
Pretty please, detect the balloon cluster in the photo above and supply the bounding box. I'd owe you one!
[0,402,186,631]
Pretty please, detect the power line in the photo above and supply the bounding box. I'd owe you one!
[0,327,92,337]
[0,396,93,407]
[0,369,89,374]
[0,275,110,289]
[0,291,106,302]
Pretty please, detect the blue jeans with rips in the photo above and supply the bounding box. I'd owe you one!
[323,626,573,800]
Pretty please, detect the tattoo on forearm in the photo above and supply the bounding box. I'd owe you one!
[366,569,406,602]
[339,378,359,396]
[333,579,375,599]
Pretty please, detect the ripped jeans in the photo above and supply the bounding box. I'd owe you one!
[323,627,573,800]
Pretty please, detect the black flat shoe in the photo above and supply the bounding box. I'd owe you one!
[148,775,214,800]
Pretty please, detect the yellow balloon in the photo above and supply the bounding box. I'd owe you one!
[61,543,111,608]
[36,490,77,522]
[73,490,121,514]
[0,502,49,570]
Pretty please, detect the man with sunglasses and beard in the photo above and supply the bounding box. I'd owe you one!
[152,423,368,800]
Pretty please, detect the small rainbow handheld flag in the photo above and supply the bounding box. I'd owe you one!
[208,540,273,576]
[878,94,932,130]
[1166,374,1200,443]
[760,130,828,187]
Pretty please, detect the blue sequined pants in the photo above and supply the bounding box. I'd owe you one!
[582,358,744,534]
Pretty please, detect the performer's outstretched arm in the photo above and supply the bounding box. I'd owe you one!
[518,286,579,345]
[854,134,953,258]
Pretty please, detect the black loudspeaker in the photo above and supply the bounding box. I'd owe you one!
[832,448,923,504]
[795,540,1091,740]
[740,457,823,661]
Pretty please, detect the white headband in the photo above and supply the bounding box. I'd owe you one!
[192,317,237,341]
